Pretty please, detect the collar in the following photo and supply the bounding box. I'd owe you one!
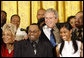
[29,39,39,44]
[43,25,52,30]
[43,25,51,30]
[43,24,57,31]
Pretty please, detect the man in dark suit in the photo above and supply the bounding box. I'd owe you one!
[42,8,61,48]
[13,23,53,57]
[75,11,83,42]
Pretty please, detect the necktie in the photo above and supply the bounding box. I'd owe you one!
[32,41,37,55]
[50,29,56,47]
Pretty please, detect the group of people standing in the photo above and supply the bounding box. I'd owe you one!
[1,8,83,57]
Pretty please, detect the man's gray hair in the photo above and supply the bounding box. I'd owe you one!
[44,8,58,18]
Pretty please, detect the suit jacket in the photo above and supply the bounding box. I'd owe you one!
[13,37,53,57]
[74,26,83,42]
[41,23,62,45]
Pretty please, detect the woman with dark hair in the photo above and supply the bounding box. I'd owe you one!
[67,16,76,28]
[56,22,83,57]
[67,16,78,32]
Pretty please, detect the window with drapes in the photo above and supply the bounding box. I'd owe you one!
[1,1,83,29]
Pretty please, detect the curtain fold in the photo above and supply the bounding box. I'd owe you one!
[1,1,83,29]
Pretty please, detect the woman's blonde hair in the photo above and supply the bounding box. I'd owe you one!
[2,23,17,36]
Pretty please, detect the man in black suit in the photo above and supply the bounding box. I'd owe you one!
[13,23,53,57]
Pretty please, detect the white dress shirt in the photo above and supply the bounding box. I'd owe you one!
[43,25,52,40]
[15,28,27,41]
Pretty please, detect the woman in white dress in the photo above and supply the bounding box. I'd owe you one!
[56,22,83,57]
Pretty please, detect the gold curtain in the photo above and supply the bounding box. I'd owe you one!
[1,1,83,29]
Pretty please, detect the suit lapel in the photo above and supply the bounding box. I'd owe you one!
[53,24,61,44]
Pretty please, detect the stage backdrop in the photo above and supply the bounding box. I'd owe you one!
[1,1,83,29]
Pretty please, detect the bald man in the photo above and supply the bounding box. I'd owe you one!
[75,11,83,27]
[37,9,46,27]
[37,8,46,20]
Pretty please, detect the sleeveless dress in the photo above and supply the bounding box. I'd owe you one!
[58,40,81,57]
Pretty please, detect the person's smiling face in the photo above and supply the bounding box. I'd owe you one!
[2,30,14,44]
[28,25,41,41]
[60,26,71,41]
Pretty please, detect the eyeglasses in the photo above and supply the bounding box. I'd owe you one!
[28,30,39,33]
